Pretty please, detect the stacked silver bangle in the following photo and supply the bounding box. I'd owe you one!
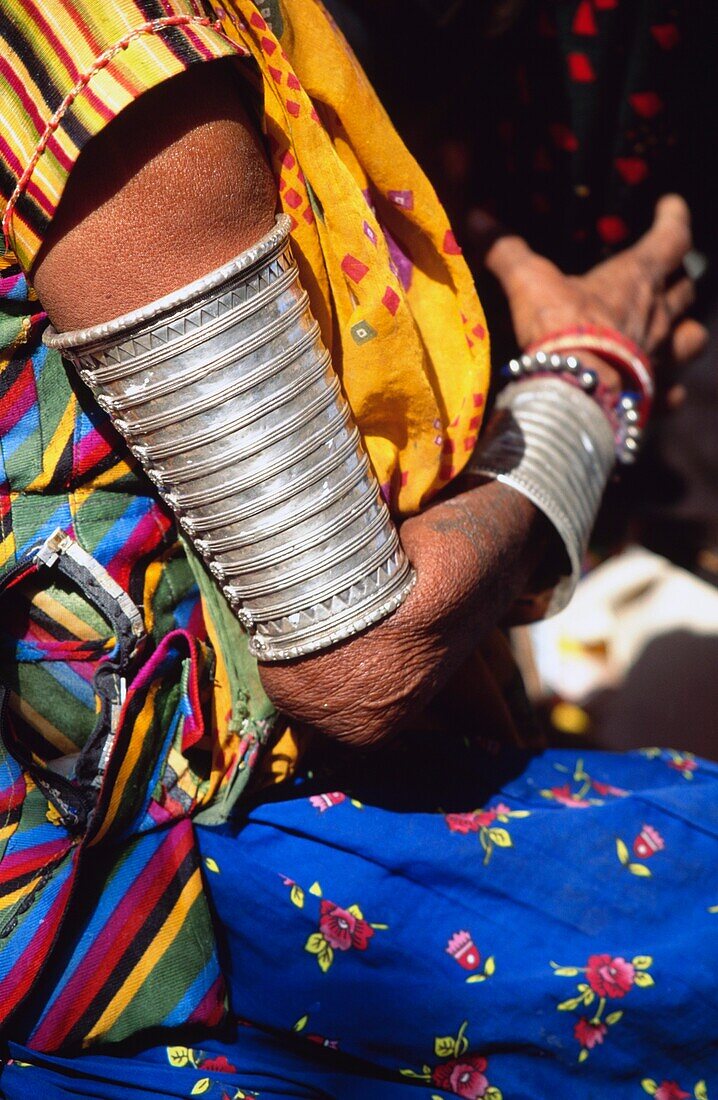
[44,215,415,660]
[469,377,615,613]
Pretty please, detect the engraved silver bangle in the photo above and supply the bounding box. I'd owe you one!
[468,377,615,614]
[44,214,415,660]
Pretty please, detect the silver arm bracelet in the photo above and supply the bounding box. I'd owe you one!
[469,377,615,614]
[44,214,415,661]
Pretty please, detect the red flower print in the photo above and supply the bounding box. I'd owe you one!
[446,811,485,833]
[475,809,499,827]
[432,1054,489,1098]
[573,1017,607,1049]
[633,824,665,859]
[668,756,697,776]
[586,955,635,998]
[446,804,512,832]
[319,900,374,951]
[446,930,481,970]
[200,1055,237,1073]
[549,783,591,808]
[309,792,346,812]
[591,780,628,798]
[655,1083,691,1100]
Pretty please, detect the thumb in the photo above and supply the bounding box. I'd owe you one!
[632,194,692,288]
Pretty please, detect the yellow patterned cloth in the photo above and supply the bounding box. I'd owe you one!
[1,0,490,516]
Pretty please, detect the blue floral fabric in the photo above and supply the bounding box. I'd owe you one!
[2,743,717,1099]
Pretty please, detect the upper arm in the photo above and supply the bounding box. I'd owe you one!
[32,59,277,331]
[1,0,260,277]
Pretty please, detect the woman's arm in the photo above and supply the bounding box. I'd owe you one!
[32,63,694,749]
[33,62,557,747]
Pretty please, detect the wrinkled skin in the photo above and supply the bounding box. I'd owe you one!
[481,194,707,404]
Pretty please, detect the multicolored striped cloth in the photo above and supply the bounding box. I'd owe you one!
[0,254,275,1045]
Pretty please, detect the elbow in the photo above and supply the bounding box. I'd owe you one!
[258,625,436,749]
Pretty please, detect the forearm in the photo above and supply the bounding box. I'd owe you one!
[260,478,550,744]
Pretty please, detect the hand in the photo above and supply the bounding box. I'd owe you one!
[481,195,708,402]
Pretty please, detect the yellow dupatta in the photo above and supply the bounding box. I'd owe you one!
[215,0,491,515]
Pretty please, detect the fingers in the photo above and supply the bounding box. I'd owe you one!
[632,194,693,288]
[670,317,709,363]
[665,384,687,411]
[663,275,696,322]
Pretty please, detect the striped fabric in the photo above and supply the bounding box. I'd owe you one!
[0,0,243,270]
[0,209,272,1046]
[0,0,284,1048]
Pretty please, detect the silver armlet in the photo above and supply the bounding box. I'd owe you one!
[44,215,415,660]
[469,377,615,614]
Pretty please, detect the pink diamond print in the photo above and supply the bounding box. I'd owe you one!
[472,322,486,340]
[469,415,481,430]
[250,11,266,28]
[464,435,477,451]
[261,35,277,54]
[382,286,400,315]
[341,254,369,283]
[268,65,282,83]
[388,189,414,210]
[284,188,302,209]
[303,207,315,225]
[443,230,462,255]
[287,73,301,90]
[281,149,295,169]
[286,100,300,117]
[473,393,485,408]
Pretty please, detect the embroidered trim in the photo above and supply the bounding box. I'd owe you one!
[2,15,246,248]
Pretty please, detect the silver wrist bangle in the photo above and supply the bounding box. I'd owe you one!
[502,350,645,464]
[468,377,615,614]
[44,214,415,660]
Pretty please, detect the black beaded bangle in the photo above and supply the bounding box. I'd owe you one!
[499,351,643,464]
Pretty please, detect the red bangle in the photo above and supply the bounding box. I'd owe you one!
[526,325,654,427]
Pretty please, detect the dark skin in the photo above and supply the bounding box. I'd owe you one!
[31,62,701,747]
